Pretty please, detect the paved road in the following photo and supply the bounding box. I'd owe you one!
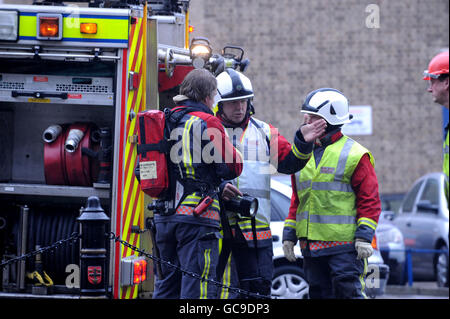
[378,281,449,299]
[378,294,447,299]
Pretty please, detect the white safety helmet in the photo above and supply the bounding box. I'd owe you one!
[301,88,352,125]
[216,68,254,103]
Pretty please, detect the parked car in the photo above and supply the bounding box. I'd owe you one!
[377,210,406,284]
[391,172,449,287]
[381,193,405,215]
[269,175,389,298]
[270,178,308,299]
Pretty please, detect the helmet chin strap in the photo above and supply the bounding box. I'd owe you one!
[317,125,342,146]
[325,123,342,134]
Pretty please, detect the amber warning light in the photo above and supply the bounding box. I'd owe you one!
[37,14,62,40]
[80,23,97,34]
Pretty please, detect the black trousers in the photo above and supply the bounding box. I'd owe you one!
[303,251,368,299]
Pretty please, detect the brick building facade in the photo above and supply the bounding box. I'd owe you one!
[2,0,448,193]
[190,0,449,194]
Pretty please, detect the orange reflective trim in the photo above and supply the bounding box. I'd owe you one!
[176,205,220,221]
[242,230,272,241]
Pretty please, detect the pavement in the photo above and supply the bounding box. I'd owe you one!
[382,281,449,299]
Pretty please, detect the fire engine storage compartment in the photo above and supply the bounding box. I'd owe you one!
[0,58,115,296]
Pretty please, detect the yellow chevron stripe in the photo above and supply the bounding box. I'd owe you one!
[128,18,141,64]
[123,181,139,240]
[120,14,144,300]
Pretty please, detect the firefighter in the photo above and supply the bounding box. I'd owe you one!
[423,51,449,204]
[282,88,381,299]
[215,69,327,298]
[152,69,243,299]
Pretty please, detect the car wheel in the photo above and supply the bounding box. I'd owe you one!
[271,264,309,299]
[435,246,449,288]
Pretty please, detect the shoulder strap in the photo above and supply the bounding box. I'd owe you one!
[137,106,204,156]
[165,105,206,130]
[249,117,271,151]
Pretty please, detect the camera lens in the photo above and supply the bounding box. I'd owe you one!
[225,194,258,218]
[248,198,258,218]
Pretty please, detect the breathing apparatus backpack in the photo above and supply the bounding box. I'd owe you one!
[136,109,171,198]
[136,105,208,202]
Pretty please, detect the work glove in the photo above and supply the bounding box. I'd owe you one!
[283,240,297,262]
[355,238,373,259]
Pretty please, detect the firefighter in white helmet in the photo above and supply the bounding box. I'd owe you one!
[214,69,327,298]
[282,88,382,298]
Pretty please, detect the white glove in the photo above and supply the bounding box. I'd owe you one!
[283,241,297,262]
[355,239,373,259]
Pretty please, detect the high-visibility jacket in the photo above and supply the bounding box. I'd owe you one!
[227,117,272,245]
[295,135,375,242]
[444,126,449,205]
[221,116,313,247]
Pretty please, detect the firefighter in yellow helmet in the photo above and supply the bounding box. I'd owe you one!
[423,51,449,204]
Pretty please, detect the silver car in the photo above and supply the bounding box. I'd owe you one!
[392,172,449,287]
[270,176,389,298]
[377,210,406,285]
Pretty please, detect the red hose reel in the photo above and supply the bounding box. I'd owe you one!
[44,123,99,186]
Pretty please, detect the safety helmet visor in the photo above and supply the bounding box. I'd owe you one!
[423,51,449,80]
[217,93,254,103]
[423,70,440,80]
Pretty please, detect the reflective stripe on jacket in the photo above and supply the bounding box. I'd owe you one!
[295,135,374,242]
[162,99,243,227]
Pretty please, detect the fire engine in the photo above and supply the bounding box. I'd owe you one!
[0,0,248,299]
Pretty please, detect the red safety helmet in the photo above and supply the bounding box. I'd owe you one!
[423,51,449,80]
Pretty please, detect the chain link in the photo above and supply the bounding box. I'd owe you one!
[0,232,80,269]
[108,231,272,299]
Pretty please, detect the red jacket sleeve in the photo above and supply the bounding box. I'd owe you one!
[192,111,243,179]
[352,153,381,242]
[269,124,313,174]
[282,174,299,243]
[288,174,299,220]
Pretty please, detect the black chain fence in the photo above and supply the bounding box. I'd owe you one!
[0,232,80,269]
[108,231,271,299]
[0,231,271,299]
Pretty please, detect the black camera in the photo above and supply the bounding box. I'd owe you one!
[224,194,258,218]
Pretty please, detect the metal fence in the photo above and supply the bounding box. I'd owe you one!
[381,248,449,287]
